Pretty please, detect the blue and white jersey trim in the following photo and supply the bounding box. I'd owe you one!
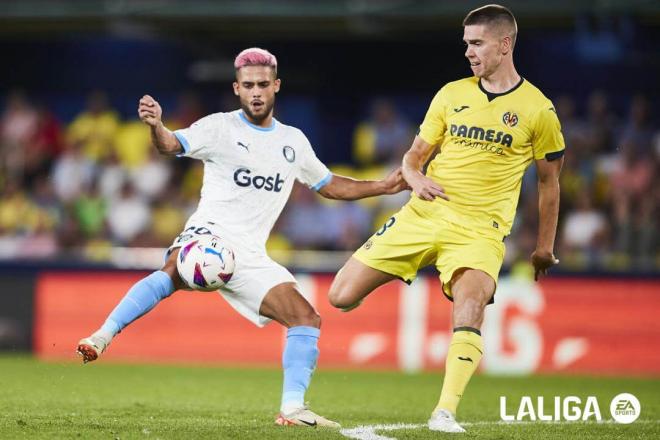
[311,172,332,191]
[239,111,276,132]
[174,131,191,154]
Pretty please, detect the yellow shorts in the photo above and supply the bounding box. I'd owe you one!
[353,202,505,302]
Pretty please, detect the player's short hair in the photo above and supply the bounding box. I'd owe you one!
[463,4,518,48]
[234,47,278,76]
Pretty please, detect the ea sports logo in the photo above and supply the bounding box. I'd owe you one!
[610,393,640,424]
[502,111,518,127]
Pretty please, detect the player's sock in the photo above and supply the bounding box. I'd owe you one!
[280,326,320,414]
[434,327,483,416]
[99,271,175,337]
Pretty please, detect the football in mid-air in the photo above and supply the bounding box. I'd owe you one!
[176,235,235,291]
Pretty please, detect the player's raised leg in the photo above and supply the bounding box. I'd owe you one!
[76,249,187,363]
[259,282,340,428]
[429,268,494,433]
[328,257,397,311]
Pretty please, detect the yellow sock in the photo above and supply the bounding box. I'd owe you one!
[434,328,483,416]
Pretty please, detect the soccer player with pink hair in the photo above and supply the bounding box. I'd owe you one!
[75,47,408,428]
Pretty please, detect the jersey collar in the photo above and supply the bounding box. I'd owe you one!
[239,111,277,132]
[478,77,525,102]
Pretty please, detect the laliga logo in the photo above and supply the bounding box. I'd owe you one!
[500,396,602,422]
[500,393,641,423]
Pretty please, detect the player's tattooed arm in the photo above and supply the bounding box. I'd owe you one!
[401,136,449,201]
[138,95,183,156]
[318,167,408,201]
[532,155,564,280]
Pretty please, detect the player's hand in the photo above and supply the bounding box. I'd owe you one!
[407,172,449,201]
[531,249,559,281]
[138,95,162,127]
[381,167,410,195]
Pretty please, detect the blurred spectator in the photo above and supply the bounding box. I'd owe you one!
[326,200,372,251]
[0,87,656,271]
[148,187,187,246]
[0,90,39,182]
[619,94,654,153]
[73,179,107,239]
[561,189,609,259]
[609,138,655,263]
[32,175,62,232]
[583,90,618,154]
[281,184,338,249]
[67,91,119,162]
[0,180,39,235]
[98,150,127,200]
[51,142,96,203]
[129,148,171,200]
[23,106,64,188]
[113,120,152,169]
[106,182,151,245]
[353,99,412,166]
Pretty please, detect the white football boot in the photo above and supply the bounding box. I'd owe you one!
[275,406,341,428]
[76,334,111,364]
[428,409,466,433]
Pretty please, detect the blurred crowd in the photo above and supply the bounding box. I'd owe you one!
[0,89,657,271]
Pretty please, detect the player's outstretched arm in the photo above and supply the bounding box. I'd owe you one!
[317,167,409,201]
[401,136,448,201]
[137,95,183,156]
[531,156,564,280]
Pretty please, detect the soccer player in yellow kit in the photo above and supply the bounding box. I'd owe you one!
[328,4,565,433]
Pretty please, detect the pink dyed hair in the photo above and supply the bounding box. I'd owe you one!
[234,47,278,73]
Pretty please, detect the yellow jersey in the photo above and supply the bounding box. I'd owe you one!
[415,76,565,237]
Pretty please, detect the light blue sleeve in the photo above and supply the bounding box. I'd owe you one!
[296,131,332,191]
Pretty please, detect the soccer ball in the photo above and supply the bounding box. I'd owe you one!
[176,235,235,291]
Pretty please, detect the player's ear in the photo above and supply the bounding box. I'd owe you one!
[232,81,240,96]
[501,35,512,55]
[274,78,281,93]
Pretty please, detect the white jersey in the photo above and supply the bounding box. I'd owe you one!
[174,110,331,253]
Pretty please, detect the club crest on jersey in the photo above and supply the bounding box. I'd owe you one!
[283,146,295,163]
[502,111,519,127]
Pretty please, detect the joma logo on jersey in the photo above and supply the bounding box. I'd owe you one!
[234,168,284,192]
[450,124,513,147]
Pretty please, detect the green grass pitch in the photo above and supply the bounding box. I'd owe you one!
[0,356,658,439]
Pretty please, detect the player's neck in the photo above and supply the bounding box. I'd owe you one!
[479,64,520,94]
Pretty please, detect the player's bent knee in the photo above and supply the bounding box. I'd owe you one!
[327,283,354,309]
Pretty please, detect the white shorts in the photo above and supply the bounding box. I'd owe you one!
[168,221,296,327]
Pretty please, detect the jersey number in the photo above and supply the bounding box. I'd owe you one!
[376,217,396,236]
[175,226,213,243]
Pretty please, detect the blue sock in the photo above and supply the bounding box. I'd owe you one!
[100,271,175,336]
[281,326,321,413]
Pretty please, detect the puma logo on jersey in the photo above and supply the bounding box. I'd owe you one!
[237,141,249,151]
[454,105,470,113]
[234,168,284,192]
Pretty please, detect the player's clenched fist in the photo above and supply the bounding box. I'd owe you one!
[138,95,162,127]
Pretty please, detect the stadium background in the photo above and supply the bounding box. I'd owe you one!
[0,2,659,436]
